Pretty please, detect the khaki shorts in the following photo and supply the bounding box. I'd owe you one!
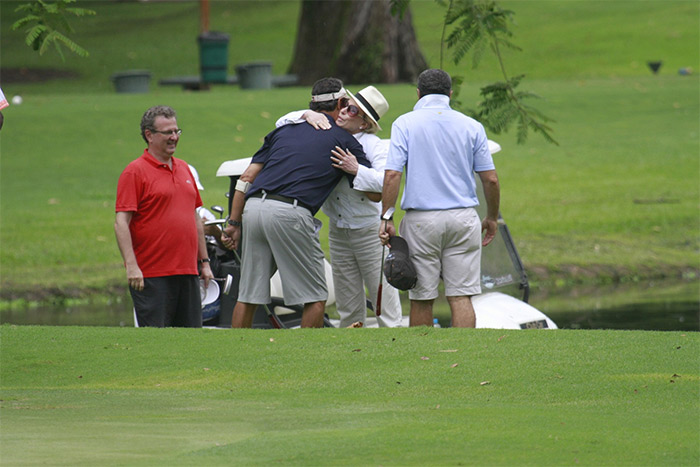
[400,208,482,301]
[238,197,327,306]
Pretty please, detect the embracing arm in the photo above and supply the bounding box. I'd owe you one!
[275,110,331,130]
[352,139,388,193]
[331,142,384,201]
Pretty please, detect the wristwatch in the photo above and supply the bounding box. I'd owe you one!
[227,218,242,227]
[199,258,211,264]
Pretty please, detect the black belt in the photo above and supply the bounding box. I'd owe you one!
[250,191,313,213]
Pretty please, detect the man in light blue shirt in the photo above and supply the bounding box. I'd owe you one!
[380,69,500,328]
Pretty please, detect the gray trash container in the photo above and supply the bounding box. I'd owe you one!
[235,62,273,89]
[111,70,151,93]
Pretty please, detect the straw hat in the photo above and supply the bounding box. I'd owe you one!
[347,86,389,131]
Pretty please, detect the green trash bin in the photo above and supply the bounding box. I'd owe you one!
[198,32,230,83]
[235,62,273,89]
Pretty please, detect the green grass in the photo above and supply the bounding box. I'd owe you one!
[0,1,698,299]
[0,0,302,94]
[2,1,697,90]
[1,324,698,465]
[1,77,697,298]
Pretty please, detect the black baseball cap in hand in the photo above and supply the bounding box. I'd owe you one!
[383,236,417,291]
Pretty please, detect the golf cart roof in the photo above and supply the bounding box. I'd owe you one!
[216,158,253,177]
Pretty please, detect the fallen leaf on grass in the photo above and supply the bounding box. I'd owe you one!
[480,381,490,386]
[421,356,430,360]
[352,349,362,352]
[450,363,459,368]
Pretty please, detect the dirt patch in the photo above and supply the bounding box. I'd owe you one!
[526,264,699,287]
[1,67,81,83]
[1,280,126,304]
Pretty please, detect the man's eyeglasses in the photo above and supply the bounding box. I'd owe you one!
[150,128,183,136]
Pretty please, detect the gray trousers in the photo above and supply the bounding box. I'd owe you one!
[329,222,403,327]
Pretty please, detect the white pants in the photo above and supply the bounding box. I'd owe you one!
[329,222,403,327]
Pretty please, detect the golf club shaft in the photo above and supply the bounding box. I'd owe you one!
[377,244,386,316]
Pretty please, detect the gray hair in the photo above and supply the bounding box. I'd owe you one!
[140,105,176,143]
[417,69,452,98]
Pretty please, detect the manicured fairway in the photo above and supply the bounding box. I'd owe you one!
[1,325,698,465]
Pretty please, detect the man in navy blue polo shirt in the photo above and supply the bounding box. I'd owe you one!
[223,78,371,328]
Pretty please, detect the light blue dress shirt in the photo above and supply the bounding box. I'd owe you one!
[385,94,495,211]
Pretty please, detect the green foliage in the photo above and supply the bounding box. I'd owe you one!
[440,0,519,68]
[389,0,411,19]
[471,74,557,144]
[434,0,557,144]
[11,0,95,60]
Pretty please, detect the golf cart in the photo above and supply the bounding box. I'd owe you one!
[205,140,557,329]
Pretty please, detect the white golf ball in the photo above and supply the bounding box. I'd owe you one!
[11,95,23,105]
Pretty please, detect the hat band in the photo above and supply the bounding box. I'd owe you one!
[354,92,380,122]
[311,88,347,102]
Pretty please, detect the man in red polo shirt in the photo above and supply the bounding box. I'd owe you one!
[115,105,213,327]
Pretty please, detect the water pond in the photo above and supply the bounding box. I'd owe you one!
[1,279,697,331]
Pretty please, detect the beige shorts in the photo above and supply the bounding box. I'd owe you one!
[400,208,482,301]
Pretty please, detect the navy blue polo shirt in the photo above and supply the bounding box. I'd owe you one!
[247,116,369,215]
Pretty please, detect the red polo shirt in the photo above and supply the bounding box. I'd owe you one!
[116,150,203,277]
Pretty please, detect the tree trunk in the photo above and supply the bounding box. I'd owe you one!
[288,0,428,86]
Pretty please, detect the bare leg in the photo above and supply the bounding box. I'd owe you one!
[447,295,476,328]
[231,302,257,328]
[409,299,434,327]
[301,301,326,328]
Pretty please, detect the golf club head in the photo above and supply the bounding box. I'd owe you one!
[221,274,233,295]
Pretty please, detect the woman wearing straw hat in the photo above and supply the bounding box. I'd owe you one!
[276,86,403,327]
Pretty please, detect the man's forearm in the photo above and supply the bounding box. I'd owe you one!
[381,170,402,216]
[229,189,246,222]
[114,212,138,268]
[479,170,500,220]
